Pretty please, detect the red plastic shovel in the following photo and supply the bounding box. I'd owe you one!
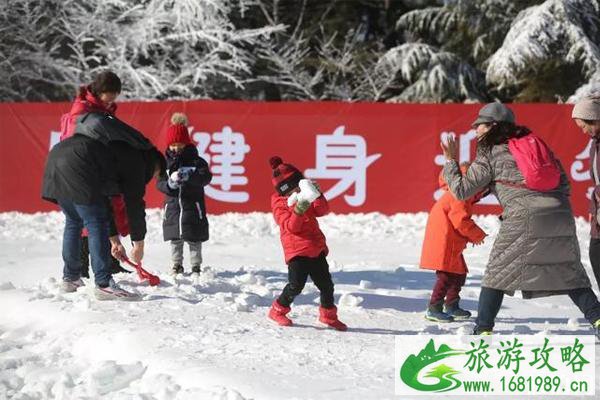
[123,258,160,286]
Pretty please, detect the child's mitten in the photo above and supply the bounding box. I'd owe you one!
[294,199,310,215]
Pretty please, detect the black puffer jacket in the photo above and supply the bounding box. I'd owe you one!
[42,134,118,205]
[157,145,212,242]
[74,112,161,241]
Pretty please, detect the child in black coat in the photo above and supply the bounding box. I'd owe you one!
[157,113,212,275]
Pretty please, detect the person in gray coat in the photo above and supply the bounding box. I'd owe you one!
[571,96,600,292]
[441,102,600,336]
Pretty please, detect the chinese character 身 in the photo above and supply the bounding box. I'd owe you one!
[305,126,380,207]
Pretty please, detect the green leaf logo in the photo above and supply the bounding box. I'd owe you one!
[400,339,465,392]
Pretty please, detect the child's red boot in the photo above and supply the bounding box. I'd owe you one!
[319,306,347,331]
[268,299,293,326]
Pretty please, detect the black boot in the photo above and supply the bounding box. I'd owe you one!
[444,300,472,320]
[171,264,184,275]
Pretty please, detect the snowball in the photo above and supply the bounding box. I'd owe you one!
[567,317,580,328]
[359,280,375,290]
[338,293,364,308]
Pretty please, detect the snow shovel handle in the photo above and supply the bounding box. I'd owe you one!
[123,258,141,268]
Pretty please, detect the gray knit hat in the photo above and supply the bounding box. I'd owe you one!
[472,102,515,127]
[572,97,600,121]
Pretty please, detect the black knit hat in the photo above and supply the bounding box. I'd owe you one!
[269,156,303,195]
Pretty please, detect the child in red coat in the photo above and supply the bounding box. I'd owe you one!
[267,156,347,331]
[420,163,487,322]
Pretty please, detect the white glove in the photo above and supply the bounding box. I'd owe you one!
[287,179,321,206]
[170,171,181,182]
[287,191,299,207]
[168,171,181,189]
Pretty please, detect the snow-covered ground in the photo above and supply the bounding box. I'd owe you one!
[0,210,599,400]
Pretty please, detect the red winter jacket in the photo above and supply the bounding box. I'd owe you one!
[271,193,330,263]
[60,86,117,140]
[419,171,486,275]
[60,86,128,236]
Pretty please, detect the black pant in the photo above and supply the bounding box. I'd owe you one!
[475,286,600,332]
[278,253,335,308]
[588,238,600,292]
[80,236,124,277]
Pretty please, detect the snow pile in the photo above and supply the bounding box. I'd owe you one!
[0,209,503,242]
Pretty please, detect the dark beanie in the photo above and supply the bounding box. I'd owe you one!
[270,156,303,195]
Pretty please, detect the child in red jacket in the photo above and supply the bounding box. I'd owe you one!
[420,163,486,322]
[267,156,347,331]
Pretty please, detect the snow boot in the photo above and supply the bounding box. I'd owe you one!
[94,278,140,301]
[425,302,454,323]
[473,326,493,335]
[319,306,348,331]
[268,299,293,326]
[171,264,184,275]
[61,278,85,293]
[191,264,201,274]
[444,300,472,320]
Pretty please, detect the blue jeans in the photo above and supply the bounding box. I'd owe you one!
[59,199,111,287]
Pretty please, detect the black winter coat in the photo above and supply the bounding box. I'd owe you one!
[42,135,118,205]
[157,145,212,242]
[74,112,160,241]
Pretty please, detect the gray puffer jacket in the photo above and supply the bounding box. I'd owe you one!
[443,144,591,298]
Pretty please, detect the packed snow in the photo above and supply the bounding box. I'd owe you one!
[0,210,599,399]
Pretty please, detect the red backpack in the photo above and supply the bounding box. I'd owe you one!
[506,134,560,191]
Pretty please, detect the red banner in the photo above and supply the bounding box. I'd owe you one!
[0,101,593,216]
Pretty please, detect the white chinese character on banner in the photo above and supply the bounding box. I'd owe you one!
[434,130,499,205]
[570,139,593,200]
[305,125,381,206]
[192,126,251,203]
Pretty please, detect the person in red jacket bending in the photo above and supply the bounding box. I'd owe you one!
[267,156,347,331]
[59,70,129,277]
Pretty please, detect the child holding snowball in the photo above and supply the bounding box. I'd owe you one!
[157,113,212,276]
[267,156,347,331]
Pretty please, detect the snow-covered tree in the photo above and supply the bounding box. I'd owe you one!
[0,0,284,101]
[398,0,541,63]
[0,1,79,101]
[1,0,598,103]
[256,27,376,101]
[61,0,284,100]
[393,0,545,101]
[486,0,600,102]
[362,43,487,102]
